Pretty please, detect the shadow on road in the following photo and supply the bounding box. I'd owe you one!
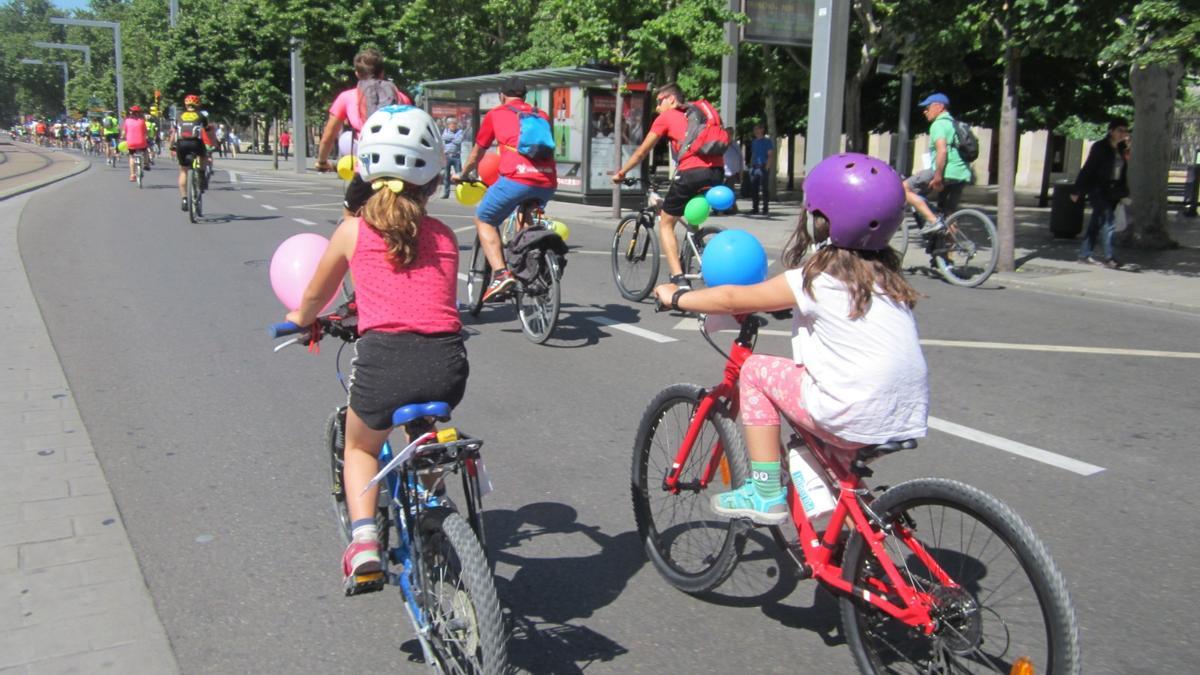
[483,502,641,673]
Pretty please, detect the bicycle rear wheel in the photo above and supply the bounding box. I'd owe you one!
[840,478,1080,675]
[631,383,750,594]
[136,158,143,189]
[417,508,508,675]
[934,209,998,287]
[464,236,490,317]
[612,214,660,301]
[516,253,561,344]
[679,226,722,288]
[187,169,200,223]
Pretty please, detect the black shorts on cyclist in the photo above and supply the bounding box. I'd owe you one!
[662,167,723,217]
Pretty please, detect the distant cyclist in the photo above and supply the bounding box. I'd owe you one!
[903,93,972,236]
[122,106,150,182]
[170,94,214,211]
[101,111,120,161]
[456,76,557,302]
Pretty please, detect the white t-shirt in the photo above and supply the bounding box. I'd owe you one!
[785,268,929,444]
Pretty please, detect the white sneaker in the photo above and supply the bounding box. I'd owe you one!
[918,219,946,236]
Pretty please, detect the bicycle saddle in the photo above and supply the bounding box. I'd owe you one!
[851,439,919,477]
[391,401,451,428]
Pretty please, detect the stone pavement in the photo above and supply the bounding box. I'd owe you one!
[0,140,179,674]
[222,153,1200,315]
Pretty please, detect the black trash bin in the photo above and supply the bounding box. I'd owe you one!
[1050,179,1084,238]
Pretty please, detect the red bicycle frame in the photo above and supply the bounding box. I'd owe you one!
[661,314,960,633]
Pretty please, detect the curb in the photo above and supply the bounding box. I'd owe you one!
[992,272,1200,315]
[0,152,90,202]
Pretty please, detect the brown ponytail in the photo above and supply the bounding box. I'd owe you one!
[361,181,430,267]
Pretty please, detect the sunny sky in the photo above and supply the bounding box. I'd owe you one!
[52,1,91,11]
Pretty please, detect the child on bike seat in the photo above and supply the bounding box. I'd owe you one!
[285,106,468,589]
[654,152,929,525]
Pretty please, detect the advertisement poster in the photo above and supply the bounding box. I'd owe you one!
[430,102,475,155]
[588,92,645,192]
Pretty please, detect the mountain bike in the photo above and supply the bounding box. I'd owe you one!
[892,190,998,288]
[630,309,1080,674]
[464,198,566,344]
[611,177,722,301]
[271,305,508,674]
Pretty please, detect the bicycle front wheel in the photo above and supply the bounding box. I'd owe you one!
[464,236,490,317]
[839,478,1080,675]
[418,508,508,675]
[935,209,998,287]
[631,383,750,594]
[516,253,561,344]
[612,214,660,301]
[679,226,722,288]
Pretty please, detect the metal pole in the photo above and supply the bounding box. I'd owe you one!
[896,72,913,174]
[59,62,69,115]
[169,0,178,27]
[113,23,124,114]
[719,0,739,129]
[612,69,625,218]
[290,38,307,174]
[32,42,91,67]
[804,0,850,171]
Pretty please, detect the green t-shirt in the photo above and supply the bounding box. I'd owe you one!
[927,112,972,182]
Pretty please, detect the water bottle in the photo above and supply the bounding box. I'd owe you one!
[787,447,835,519]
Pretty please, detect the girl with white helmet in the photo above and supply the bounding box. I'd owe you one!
[654,153,929,525]
[285,105,468,592]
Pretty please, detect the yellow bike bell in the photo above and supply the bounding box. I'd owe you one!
[335,155,357,181]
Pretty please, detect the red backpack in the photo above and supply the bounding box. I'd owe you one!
[678,100,729,161]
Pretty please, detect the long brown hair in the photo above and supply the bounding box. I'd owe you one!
[782,209,920,319]
[361,180,430,267]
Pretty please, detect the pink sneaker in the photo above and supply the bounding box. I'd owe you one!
[342,540,384,596]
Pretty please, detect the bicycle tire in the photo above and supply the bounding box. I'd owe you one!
[516,253,561,344]
[325,408,353,544]
[631,383,750,594]
[187,169,199,223]
[417,508,508,675]
[136,158,143,189]
[612,214,660,301]
[839,478,1080,675]
[679,226,722,288]
[891,219,911,267]
[464,236,490,317]
[934,209,998,288]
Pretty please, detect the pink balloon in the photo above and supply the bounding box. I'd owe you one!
[269,233,333,311]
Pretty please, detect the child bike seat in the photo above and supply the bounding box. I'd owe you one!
[391,401,452,428]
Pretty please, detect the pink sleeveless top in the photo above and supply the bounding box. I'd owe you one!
[350,216,461,335]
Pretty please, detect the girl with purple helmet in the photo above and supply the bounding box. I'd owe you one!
[653,152,929,524]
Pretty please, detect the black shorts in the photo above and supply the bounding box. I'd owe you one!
[343,173,372,214]
[176,138,206,167]
[662,167,723,217]
[347,332,469,431]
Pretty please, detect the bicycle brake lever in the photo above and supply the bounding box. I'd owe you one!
[273,337,302,352]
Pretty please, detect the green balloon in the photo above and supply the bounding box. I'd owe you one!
[684,196,711,227]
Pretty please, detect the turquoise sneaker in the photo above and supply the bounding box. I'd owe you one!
[711,480,789,525]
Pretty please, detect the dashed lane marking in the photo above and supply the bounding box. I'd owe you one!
[587,316,676,343]
[919,339,1200,360]
[293,218,317,226]
[262,204,277,211]
[242,194,254,199]
[928,417,1105,476]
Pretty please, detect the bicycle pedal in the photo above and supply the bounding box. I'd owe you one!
[343,571,386,596]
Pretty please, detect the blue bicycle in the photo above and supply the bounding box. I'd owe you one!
[271,304,508,674]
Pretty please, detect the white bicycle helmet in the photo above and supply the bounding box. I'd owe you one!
[356,105,445,187]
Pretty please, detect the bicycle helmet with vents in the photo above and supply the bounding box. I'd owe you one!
[183,93,200,106]
[803,152,905,251]
[356,105,444,187]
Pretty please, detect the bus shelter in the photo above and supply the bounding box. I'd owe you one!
[420,66,649,199]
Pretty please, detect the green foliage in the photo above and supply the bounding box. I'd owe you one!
[1100,0,1200,70]
[0,0,69,119]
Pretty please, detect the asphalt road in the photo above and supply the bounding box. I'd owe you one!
[17,158,1200,674]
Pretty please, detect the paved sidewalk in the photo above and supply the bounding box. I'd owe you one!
[0,141,179,674]
[226,153,1200,314]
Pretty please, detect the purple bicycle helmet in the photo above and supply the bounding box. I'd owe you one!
[803,153,905,251]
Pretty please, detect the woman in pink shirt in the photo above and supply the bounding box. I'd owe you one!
[285,105,461,594]
[122,106,149,182]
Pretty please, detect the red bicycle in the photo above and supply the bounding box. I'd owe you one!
[630,311,1080,674]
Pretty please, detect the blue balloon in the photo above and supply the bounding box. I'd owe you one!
[701,230,769,287]
[705,184,736,211]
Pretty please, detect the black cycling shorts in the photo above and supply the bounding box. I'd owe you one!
[662,167,723,217]
[176,138,206,167]
[347,331,469,431]
[343,173,372,214]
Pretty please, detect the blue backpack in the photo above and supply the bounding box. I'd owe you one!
[506,105,555,161]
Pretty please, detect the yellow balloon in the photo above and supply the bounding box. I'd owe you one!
[547,220,570,243]
[336,155,356,181]
[455,181,486,207]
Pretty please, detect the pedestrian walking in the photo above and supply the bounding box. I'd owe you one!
[1071,118,1130,268]
[280,129,292,160]
[748,124,774,215]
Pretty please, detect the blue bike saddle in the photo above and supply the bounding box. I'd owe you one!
[392,401,452,427]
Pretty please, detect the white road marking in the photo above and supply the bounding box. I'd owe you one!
[457,273,468,282]
[242,194,254,199]
[262,204,277,211]
[920,339,1200,360]
[928,416,1105,476]
[291,202,345,210]
[588,316,676,343]
[672,318,789,336]
[293,218,317,226]
[228,171,239,183]
[453,226,477,234]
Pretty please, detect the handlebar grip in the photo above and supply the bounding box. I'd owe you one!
[268,321,302,338]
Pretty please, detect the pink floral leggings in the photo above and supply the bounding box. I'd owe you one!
[739,354,863,465]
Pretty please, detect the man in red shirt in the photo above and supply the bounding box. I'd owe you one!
[458,77,557,301]
[613,83,724,288]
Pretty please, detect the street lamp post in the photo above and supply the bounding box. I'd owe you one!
[32,41,91,67]
[20,58,69,116]
[49,17,123,114]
